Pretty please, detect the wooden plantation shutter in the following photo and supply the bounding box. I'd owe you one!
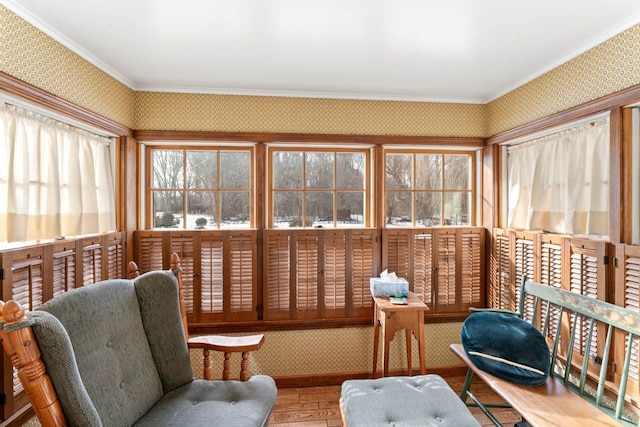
[412,232,433,309]
[323,231,347,317]
[264,231,290,320]
[134,231,164,272]
[349,230,377,317]
[562,237,608,376]
[489,228,511,310]
[382,227,484,314]
[296,232,319,317]
[0,232,126,422]
[229,234,255,317]
[264,229,377,320]
[539,233,564,339]
[511,230,537,319]
[615,244,640,401]
[200,237,224,316]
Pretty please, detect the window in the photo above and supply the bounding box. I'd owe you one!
[0,102,116,245]
[148,147,253,229]
[385,151,473,226]
[269,148,370,228]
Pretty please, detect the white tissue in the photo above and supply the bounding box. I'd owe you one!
[380,269,399,281]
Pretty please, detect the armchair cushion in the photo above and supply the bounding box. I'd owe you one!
[33,279,164,426]
[135,376,277,427]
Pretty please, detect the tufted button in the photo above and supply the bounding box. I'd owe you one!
[106,341,112,348]
[436,416,443,422]
[119,382,125,389]
[229,401,236,405]
[193,400,199,405]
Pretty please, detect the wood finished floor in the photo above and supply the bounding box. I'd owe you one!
[269,375,523,427]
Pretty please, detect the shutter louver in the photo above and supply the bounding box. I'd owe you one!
[570,251,599,357]
[296,233,319,313]
[136,233,164,273]
[230,235,254,313]
[324,233,346,312]
[385,230,410,278]
[490,229,511,310]
[82,244,102,285]
[265,232,291,319]
[436,232,456,308]
[350,231,375,313]
[461,231,481,306]
[106,238,123,279]
[172,236,197,314]
[540,239,563,339]
[514,235,535,320]
[412,233,433,306]
[53,250,75,297]
[624,256,640,381]
[201,239,223,315]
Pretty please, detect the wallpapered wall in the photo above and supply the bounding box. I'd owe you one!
[4,4,640,138]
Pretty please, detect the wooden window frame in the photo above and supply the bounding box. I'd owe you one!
[383,149,477,227]
[145,144,256,230]
[266,146,372,229]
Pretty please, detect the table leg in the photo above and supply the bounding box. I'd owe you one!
[418,313,426,375]
[405,329,412,376]
[372,315,380,377]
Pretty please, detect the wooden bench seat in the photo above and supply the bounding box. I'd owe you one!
[451,344,620,427]
[452,278,640,427]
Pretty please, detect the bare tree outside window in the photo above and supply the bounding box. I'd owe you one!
[385,151,473,226]
[271,149,368,228]
[150,147,253,229]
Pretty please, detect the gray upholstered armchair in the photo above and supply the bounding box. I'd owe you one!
[0,255,277,426]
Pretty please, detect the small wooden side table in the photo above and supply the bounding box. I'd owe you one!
[372,292,429,377]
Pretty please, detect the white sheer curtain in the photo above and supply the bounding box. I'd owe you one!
[0,102,116,243]
[507,118,609,236]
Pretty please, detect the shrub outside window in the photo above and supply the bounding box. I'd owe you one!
[385,151,473,227]
[270,148,369,228]
[149,147,253,229]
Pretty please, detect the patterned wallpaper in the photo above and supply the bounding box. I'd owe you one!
[487,24,640,136]
[0,6,135,128]
[3,4,640,138]
[135,91,487,137]
[189,323,463,378]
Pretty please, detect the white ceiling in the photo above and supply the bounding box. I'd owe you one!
[4,0,640,103]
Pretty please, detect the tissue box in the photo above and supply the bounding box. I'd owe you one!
[370,277,409,297]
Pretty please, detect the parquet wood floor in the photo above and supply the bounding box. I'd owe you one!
[269,375,523,426]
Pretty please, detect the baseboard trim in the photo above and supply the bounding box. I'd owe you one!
[273,364,468,388]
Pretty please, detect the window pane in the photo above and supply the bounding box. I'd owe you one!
[306,152,334,189]
[416,192,442,226]
[221,191,250,227]
[386,154,413,190]
[306,192,333,227]
[221,151,250,189]
[153,191,183,228]
[337,192,364,225]
[444,191,471,225]
[274,152,303,189]
[153,150,183,189]
[416,154,442,190]
[187,191,216,229]
[187,151,217,189]
[386,191,412,226]
[274,192,303,227]
[336,153,365,189]
[444,154,471,190]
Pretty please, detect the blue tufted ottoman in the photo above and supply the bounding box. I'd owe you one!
[340,374,480,426]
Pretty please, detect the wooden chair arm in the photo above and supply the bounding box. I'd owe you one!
[0,300,66,427]
[188,334,265,381]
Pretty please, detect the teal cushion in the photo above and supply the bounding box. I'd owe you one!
[461,311,550,387]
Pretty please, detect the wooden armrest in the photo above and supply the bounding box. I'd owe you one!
[188,334,265,352]
[188,334,265,381]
